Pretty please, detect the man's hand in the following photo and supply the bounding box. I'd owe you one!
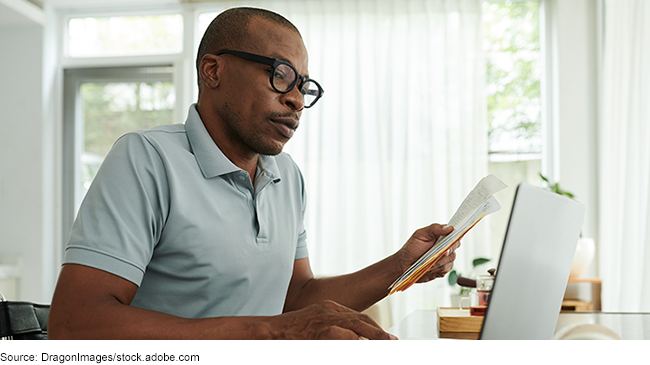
[394,224,460,283]
[267,300,397,340]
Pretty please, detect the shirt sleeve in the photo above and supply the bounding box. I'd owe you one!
[294,166,309,260]
[63,132,168,286]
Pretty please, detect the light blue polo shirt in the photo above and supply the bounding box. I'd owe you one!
[64,105,308,318]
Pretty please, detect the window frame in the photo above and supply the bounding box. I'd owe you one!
[539,0,558,181]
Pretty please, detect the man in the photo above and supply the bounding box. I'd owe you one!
[48,7,459,340]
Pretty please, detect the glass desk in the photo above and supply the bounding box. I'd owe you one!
[388,310,650,340]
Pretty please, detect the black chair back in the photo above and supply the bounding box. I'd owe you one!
[0,293,50,340]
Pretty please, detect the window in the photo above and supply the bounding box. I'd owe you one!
[484,1,541,159]
[483,1,542,160]
[483,0,543,255]
[62,66,176,241]
[66,14,183,57]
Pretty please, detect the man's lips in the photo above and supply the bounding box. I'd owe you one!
[270,117,299,139]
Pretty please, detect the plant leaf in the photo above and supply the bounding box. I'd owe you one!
[552,182,561,194]
[472,258,491,267]
[448,270,460,286]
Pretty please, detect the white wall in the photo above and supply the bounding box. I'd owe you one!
[551,0,599,273]
[0,25,51,302]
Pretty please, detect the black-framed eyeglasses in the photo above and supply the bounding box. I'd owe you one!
[215,49,324,108]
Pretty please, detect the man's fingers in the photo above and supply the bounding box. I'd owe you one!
[315,325,398,340]
[415,224,454,242]
[345,315,396,340]
[431,224,454,238]
[318,317,392,340]
[417,248,457,283]
[328,309,392,340]
[445,240,461,256]
[314,326,362,340]
[300,300,396,340]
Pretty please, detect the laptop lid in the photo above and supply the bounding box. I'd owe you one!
[479,182,585,340]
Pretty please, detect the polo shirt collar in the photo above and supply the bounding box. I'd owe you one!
[258,154,281,183]
[185,104,282,182]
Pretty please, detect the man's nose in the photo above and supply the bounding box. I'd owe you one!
[282,84,305,111]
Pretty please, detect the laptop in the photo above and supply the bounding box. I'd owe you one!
[478,182,585,340]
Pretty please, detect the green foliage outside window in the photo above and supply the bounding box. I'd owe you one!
[81,81,175,158]
[484,1,541,155]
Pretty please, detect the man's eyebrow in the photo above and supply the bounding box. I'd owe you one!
[269,52,290,63]
[270,52,309,78]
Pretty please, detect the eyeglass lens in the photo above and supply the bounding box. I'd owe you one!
[272,64,320,107]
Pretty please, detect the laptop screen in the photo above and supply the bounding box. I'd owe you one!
[479,183,585,340]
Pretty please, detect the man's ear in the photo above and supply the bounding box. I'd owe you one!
[199,54,221,90]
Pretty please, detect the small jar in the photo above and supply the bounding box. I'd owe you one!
[470,274,494,316]
[476,274,494,306]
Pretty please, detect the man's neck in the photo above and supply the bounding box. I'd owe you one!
[227,152,258,184]
[196,103,258,183]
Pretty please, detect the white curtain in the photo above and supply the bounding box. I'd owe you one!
[209,0,487,325]
[599,0,650,312]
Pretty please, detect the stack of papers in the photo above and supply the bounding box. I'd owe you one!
[388,174,507,295]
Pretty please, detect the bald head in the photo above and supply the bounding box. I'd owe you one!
[196,7,302,93]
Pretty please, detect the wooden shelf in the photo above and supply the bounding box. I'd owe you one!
[561,299,595,312]
[568,278,602,284]
[563,277,601,311]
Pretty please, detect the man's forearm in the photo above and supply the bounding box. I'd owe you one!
[284,254,403,313]
[49,299,277,340]
[49,264,279,340]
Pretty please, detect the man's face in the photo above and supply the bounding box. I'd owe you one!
[216,17,309,156]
